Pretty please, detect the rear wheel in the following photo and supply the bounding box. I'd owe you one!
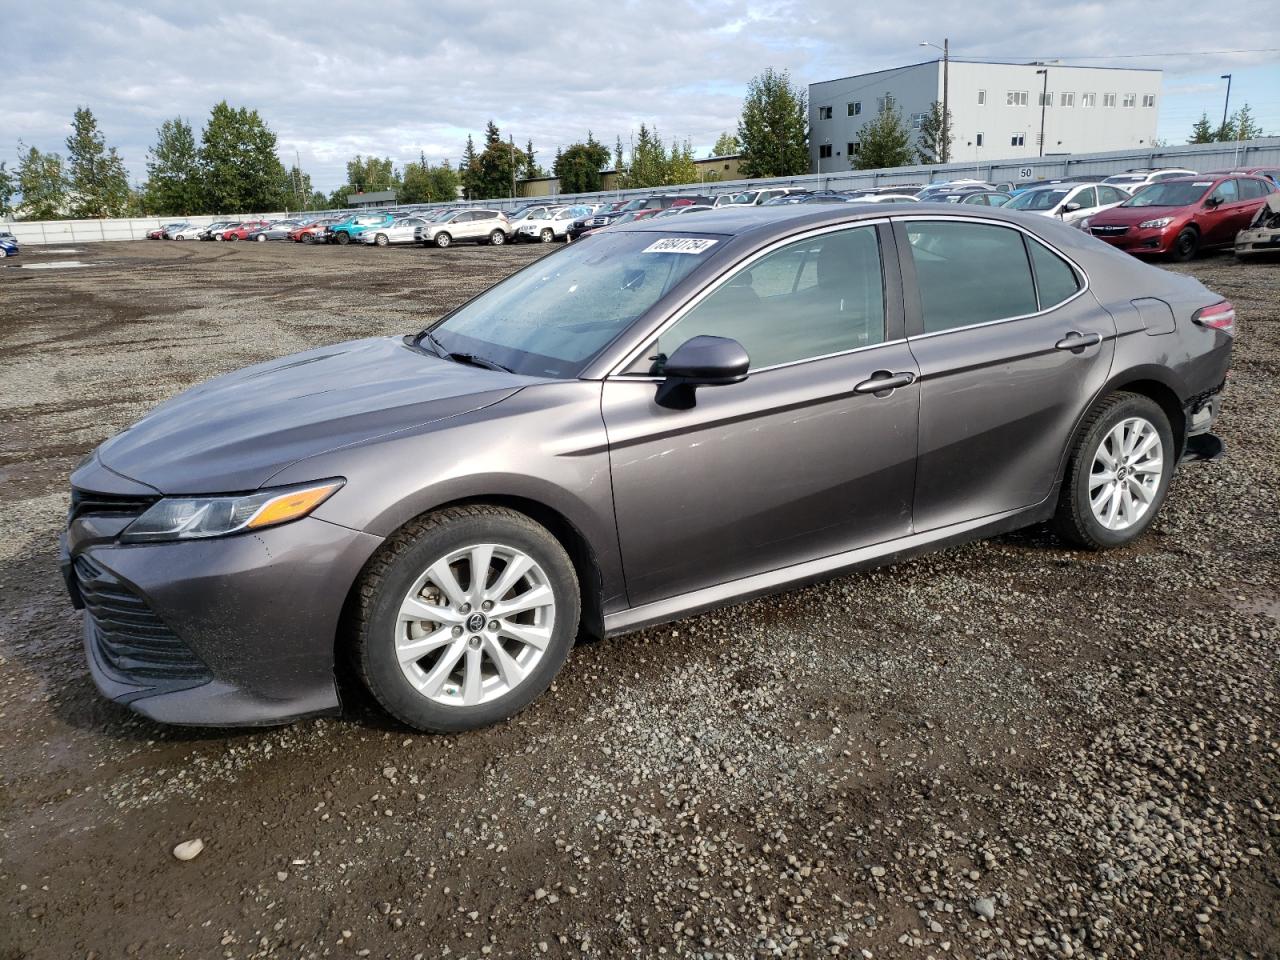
[1169,227,1199,262]
[353,506,580,732]
[434,232,452,248]
[301,233,315,244]
[489,230,506,246]
[1054,393,1174,549]
[335,232,350,245]
[540,228,554,243]
[375,233,389,247]
[256,234,267,242]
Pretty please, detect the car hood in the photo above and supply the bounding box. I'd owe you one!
[1089,204,1191,225]
[96,336,528,494]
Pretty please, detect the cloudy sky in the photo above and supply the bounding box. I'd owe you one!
[5,1,1278,192]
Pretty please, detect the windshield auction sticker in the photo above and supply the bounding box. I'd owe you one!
[642,237,719,254]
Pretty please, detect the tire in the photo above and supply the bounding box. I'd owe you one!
[256,234,267,242]
[539,228,554,243]
[489,230,506,246]
[335,232,350,245]
[375,233,389,247]
[1169,227,1199,262]
[434,232,452,249]
[353,505,580,733]
[301,233,315,244]
[1054,392,1175,550]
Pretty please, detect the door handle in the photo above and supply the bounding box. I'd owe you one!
[854,370,916,394]
[1055,331,1102,352]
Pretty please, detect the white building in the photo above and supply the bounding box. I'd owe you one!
[809,60,1163,173]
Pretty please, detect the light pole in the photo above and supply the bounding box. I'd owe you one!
[1036,68,1049,156]
[919,39,950,163]
[1220,74,1233,138]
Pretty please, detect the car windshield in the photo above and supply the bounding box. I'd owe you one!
[1007,189,1070,211]
[422,231,716,378]
[1122,181,1212,207]
[620,198,651,212]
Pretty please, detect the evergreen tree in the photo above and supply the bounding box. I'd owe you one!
[15,144,67,220]
[523,140,541,179]
[1218,103,1263,141]
[199,101,289,213]
[1188,113,1215,144]
[0,161,14,218]
[737,68,809,178]
[666,139,698,185]
[916,101,954,164]
[460,135,479,199]
[65,106,131,218]
[613,136,626,178]
[620,124,669,188]
[855,104,914,170]
[711,132,740,157]
[144,117,202,215]
[554,132,610,193]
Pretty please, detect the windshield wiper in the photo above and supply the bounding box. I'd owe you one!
[450,352,514,373]
[418,329,452,359]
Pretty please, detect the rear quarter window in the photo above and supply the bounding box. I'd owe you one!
[1028,240,1081,310]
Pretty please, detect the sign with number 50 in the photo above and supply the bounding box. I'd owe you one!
[1017,167,1035,180]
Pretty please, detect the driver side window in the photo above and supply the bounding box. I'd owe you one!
[647,226,886,373]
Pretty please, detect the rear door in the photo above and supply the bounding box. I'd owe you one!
[1202,179,1244,244]
[896,216,1115,531]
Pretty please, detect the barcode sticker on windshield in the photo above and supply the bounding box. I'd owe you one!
[642,237,719,255]
[1192,181,1214,187]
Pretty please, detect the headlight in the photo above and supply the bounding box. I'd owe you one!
[121,480,343,543]
[1138,217,1174,229]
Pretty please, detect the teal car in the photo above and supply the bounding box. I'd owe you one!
[325,213,396,245]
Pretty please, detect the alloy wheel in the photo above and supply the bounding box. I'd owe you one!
[393,543,555,707]
[1088,416,1163,531]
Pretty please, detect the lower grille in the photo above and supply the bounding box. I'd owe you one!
[75,555,210,683]
[1090,225,1129,237]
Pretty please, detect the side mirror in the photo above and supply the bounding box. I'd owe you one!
[655,335,750,409]
[1062,202,1082,214]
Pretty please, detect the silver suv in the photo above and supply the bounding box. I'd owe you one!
[415,209,509,248]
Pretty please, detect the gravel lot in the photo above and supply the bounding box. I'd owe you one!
[0,239,1276,960]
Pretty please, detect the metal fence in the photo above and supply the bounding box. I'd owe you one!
[6,137,1279,246]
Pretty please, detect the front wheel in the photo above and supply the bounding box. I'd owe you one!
[539,228,554,243]
[256,234,267,242]
[375,233,389,247]
[353,506,580,732]
[1169,228,1199,262]
[434,232,452,248]
[1054,393,1174,549]
[301,233,315,243]
[489,229,506,246]
[335,232,350,245]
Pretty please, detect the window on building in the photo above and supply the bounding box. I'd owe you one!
[903,222,1038,333]
[1082,92,1096,107]
[976,132,984,147]
[910,112,927,130]
[1039,91,1053,107]
[1142,94,1156,108]
[655,226,886,370]
[1103,93,1117,107]
[818,105,833,120]
[1123,93,1136,108]
[1007,90,1029,106]
[1011,132,1026,147]
[818,144,833,159]
[876,95,895,113]
[847,142,860,156]
[1060,92,1075,107]
[977,89,987,105]
[848,101,861,116]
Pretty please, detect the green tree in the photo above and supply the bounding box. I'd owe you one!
[144,117,202,215]
[286,165,313,210]
[523,140,543,179]
[15,144,67,219]
[711,131,740,157]
[460,135,480,198]
[1188,113,1215,144]
[619,124,669,188]
[554,133,610,193]
[199,101,289,213]
[427,160,460,202]
[916,101,954,164]
[737,68,809,178]
[461,122,519,199]
[400,153,433,204]
[0,161,14,218]
[667,139,698,185]
[345,155,397,193]
[613,136,626,177]
[1218,103,1263,141]
[65,106,131,218]
[855,104,914,170]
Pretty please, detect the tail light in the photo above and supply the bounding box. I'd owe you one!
[1192,301,1235,335]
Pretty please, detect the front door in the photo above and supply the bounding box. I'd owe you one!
[603,222,920,607]
[896,218,1116,531]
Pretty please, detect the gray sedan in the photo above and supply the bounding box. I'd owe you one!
[63,205,1233,732]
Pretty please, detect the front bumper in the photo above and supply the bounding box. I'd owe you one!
[63,510,383,726]
[1235,227,1280,256]
[1090,224,1175,254]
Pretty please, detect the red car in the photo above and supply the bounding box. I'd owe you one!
[288,218,341,243]
[1083,173,1276,261]
[220,220,270,241]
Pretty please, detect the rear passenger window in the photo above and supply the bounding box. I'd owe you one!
[1238,178,1264,200]
[905,221,1037,333]
[1028,240,1081,309]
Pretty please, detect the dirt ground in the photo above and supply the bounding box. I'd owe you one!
[0,238,1276,960]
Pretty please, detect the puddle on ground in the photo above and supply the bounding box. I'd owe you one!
[35,248,85,254]
[20,260,98,270]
